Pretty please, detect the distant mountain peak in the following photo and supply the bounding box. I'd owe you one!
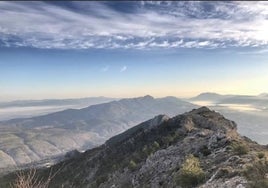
[142,95,154,99]
[201,92,219,94]
[119,95,154,102]
[196,92,222,97]
[190,92,225,101]
[258,93,268,97]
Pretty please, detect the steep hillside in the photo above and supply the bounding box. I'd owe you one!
[0,95,197,171]
[4,107,266,188]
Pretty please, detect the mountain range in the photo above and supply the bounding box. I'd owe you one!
[1,93,268,177]
[1,107,267,187]
[189,92,268,110]
[0,97,117,108]
[0,95,197,171]
[0,97,116,121]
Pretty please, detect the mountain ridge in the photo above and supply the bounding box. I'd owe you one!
[3,107,265,188]
[0,95,197,171]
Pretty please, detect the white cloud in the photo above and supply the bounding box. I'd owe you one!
[120,66,127,72]
[101,66,109,72]
[0,1,268,49]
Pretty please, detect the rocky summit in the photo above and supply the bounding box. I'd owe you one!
[1,107,268,188]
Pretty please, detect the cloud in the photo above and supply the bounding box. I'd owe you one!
[101,66,109,72]
[0,1,268,49]
[238,48,268,55]
[120,66,127,72]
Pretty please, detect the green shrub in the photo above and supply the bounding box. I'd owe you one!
[200,145,211,156]
[175,154,205,187]
[129,160,137,171]
[152,141,160,150]
[243,160,268,188]
[142,145,149,154]
[215,166,238,179]
[231,142,249,155]
[249,180,268,188]
[161,132,181,146]
[141,141,160,158]
[96,175,108,186]
[257,152,265,159]
[218,167,231,177]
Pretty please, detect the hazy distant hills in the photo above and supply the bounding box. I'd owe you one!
[2,95,197,133]
[1,93,268,175]
[189,92,268,110]
[219,95,268,108]
[0,97,117,108]
[0,95,197,171]
[189,92,233,102]
[0,97,116,121]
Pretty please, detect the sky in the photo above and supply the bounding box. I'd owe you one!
[1,1,268,101]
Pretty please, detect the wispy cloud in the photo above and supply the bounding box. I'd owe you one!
[120,66,127,72]
[101,65,109,72]
[0,1,268,50]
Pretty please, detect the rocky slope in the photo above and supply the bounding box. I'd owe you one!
[3,107,267,188]
[0,95,196,171]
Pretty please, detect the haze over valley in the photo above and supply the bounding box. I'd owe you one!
[0,97,116,121]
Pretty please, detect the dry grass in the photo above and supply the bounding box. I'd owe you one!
[10,166,62,188]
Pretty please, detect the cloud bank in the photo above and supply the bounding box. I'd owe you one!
[0,1,268,49]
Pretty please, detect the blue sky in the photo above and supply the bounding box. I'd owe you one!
[0,1,268,101]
